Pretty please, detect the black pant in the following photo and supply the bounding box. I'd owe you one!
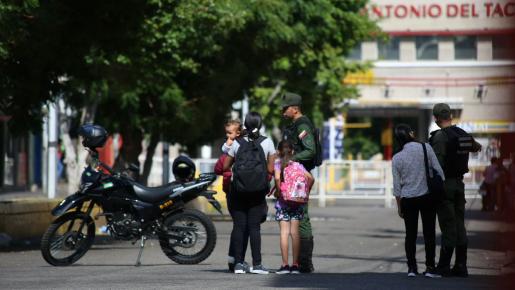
[401,194,437,268]
[230,197,266,266]
[227,196,248,260]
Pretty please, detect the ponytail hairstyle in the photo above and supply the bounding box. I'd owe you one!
[394,124,415,149]
[277,139,294,181]
[243,111,263,140]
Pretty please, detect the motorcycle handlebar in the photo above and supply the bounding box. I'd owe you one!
[86,149,116,176]
[198,172,217,183]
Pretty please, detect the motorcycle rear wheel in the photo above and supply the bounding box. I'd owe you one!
[41,212,95,266]
[159,209,216,264]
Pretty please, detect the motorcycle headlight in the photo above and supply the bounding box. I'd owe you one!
[79,182,94,193]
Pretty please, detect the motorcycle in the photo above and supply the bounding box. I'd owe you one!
[40,125,222,267]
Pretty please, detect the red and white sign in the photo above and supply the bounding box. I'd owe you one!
[368,0,515,35]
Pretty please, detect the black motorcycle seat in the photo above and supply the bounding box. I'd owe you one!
[132,182,183,203]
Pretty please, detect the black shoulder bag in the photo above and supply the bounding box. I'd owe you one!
[422,143,445,202]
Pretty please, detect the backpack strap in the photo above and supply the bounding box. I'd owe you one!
[233,137,249,160]
[253,135,266,145]
[254,135,268,162]
[421,143,432,180]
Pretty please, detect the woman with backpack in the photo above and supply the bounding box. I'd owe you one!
[223,112,276,274]
[392,124,444,278]
[272,140,313,274]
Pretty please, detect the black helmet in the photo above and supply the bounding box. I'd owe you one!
[79,124,108,148]
[172,155,196,181]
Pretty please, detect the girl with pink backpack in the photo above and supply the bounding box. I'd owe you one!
[271,140,314,274]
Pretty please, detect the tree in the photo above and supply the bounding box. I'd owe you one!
[241,0,379,131]
[1,0,380,184]
[0,0,148,131]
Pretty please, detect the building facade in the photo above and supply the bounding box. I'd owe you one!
[345,0,515,161]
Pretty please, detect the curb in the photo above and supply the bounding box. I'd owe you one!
[0,198,60,240]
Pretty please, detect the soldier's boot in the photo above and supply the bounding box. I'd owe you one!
[436,246,454,277]
[452,245,469,277]
[299,236,315,273]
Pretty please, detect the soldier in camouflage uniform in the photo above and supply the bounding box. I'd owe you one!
[430,103,481,277]
[280,92,316,273]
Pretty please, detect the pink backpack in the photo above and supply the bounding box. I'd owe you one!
[279,161,309,204]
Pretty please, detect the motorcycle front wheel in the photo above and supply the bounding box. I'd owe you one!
[41,212,96,266]
[159,209,216,264]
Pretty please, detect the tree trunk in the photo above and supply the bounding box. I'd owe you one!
[58,102,77,195]
[141,132,159,185]
[61,134,79,194]
[74,102,97,192]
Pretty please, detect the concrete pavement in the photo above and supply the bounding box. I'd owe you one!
[0,199,513,289]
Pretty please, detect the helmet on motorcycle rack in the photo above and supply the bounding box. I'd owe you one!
[79,124,108,148]
[172,155,196,182]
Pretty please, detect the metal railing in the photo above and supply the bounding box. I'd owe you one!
[146,157,487,208]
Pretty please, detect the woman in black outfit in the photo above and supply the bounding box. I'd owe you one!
[223,112,276,274]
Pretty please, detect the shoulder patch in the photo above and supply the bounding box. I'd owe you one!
[298,130,308,139]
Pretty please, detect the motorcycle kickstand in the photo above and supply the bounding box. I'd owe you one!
[135,235,147,267]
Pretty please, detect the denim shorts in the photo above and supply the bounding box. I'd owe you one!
[274,201,305,221]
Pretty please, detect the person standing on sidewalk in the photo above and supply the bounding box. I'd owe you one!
[272,140,314,274]
[281,92,316,273]
[214,119,246,272]
[482,157,498,211]
[392,124,444,278]
[430,103,481,277]
[223,112,276,274]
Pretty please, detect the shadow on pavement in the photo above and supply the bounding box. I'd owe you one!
[0,236,120,252]
[264,272,500,290]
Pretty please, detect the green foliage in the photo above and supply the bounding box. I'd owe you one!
[0,0,380,151]
[344,135,381,160]
[243,0,379,128]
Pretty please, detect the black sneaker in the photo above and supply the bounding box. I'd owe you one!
[407,267,419,277]
[435,265,452,277]
[290,265,300,274]
[228,256,235,272]
[276,265,290,274]
[423,266,441,278]
[451,264,469,277]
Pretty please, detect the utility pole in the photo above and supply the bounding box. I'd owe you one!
[47,102,58,199]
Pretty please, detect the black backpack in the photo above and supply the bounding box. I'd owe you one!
[294,118,323,167]
[231,136,270,194]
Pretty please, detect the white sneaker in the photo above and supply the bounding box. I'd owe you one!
[250,264,269,274]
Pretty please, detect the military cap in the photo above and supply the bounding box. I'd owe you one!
[433,103,451,118]
[281,92,302,109]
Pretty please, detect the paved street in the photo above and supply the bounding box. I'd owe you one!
[0,199,512,289]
